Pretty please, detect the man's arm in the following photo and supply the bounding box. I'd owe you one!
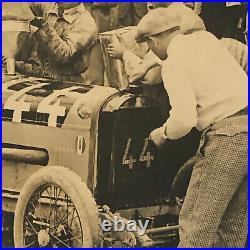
[162,62,197,140]
[15,60,45,77]
[123,50,162,84]
[150,62,197,147]
[221,38,248,74]
[107,37,162,84]
[35,13,97,63]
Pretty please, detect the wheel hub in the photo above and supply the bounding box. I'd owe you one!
[38,229,50,247]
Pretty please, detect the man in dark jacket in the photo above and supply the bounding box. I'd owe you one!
[82,2,117,85]
[16,2,97,82]
[115,2,148,27]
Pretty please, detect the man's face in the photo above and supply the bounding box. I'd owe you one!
[57,2,80,10]
[146,37,168,60]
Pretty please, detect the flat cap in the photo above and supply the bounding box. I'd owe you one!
[136,4,205,43]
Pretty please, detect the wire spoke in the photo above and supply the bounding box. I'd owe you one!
[25,217,38,234]
[38,194,49,224]
[49,215,80,231]
[45,186,53,225]
[69,209,76,228]
[53,205,75,229]
[25,240,37,248]
[50,234,71,248]
[54,235,83,245]
[47,185,58,227]
[71,225,82,235]
[24,226,37,236]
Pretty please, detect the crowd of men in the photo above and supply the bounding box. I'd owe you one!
[3,2,248,248]
[5,2,248,85]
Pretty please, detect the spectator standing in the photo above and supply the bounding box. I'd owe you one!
[15,2,97,82]
[83,2,117,85]
[197,2,248,42]
[223,2,248,42]
[115,2,148,27]
[84,2,117,32]
[199,2,225,38]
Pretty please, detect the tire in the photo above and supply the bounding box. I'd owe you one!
[14,166,103,248]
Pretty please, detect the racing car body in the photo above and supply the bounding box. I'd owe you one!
[2,76,200,247]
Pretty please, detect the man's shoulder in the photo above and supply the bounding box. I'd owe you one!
[172,31,218,48]
[185,31,216,41]
[167,34,187,55]
[75,6,96,23]
[71,6,97,29]
[71,6,97,34]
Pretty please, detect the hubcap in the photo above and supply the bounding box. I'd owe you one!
[38,229,50,247]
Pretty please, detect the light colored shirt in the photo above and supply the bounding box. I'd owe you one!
[123,49,162,85]
[161,31,248,140]
[221,38,248,74]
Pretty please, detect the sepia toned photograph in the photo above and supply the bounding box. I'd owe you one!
[2,1,248,248]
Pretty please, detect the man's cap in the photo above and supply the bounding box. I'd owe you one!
[135,4,205,43]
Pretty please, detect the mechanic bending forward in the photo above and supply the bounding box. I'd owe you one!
[107,3,248,84]
[135,7,248,248]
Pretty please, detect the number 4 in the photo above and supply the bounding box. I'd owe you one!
[122,138,136,170]
[4,83,48,123]
[139,138,154,168]
[37,86,79,127]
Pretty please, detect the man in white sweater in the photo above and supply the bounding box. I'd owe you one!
[135,7,248,248]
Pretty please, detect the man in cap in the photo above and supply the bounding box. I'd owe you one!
[114,2,148,27]
[135,7,248,248]
[107,2,205,85]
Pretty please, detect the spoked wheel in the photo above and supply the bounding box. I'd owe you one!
[22,184,83,248]
[14,166,103,248]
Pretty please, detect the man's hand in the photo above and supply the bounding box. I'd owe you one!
[107,36,127,60]
[30,17,45,29]
[127,62,149,83]
[15,61,25,74]
[149,127,166,148]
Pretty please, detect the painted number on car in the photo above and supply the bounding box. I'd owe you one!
[4,82,48,123]
[122,138,155,169]
[4,83,80,127]
[37,86,79,127]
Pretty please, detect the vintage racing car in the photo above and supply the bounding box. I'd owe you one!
[2,74,201,248]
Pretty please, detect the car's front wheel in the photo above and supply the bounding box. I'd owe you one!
[14,166,103,248]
